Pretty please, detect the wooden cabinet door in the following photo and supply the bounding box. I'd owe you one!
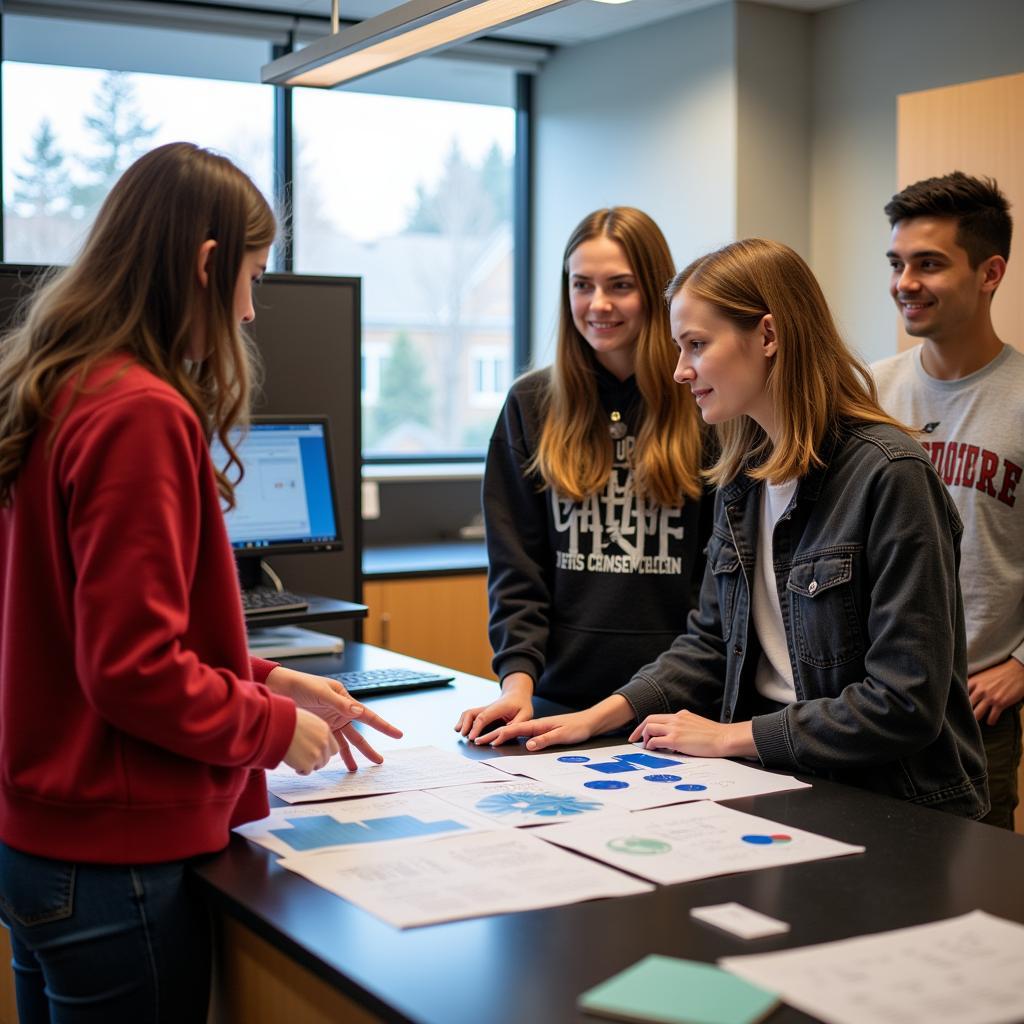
[363,575,494,680]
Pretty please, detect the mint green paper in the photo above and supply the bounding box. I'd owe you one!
[578,955,779,1024]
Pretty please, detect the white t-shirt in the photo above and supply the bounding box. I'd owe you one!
[753,478,799,704]
[872,344,1024,674]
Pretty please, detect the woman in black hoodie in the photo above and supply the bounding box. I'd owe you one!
[456,207,711,744]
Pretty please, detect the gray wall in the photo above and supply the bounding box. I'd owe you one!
[809,0,1024,362]
[735,2,812,257]
[531,2,737,367]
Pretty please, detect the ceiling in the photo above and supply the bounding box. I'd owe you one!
[164,0,856,47]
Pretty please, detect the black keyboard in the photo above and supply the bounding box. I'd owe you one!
[241,587,309,617]
[324,667,454,696]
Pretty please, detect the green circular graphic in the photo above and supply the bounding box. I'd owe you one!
[607,836,671,856]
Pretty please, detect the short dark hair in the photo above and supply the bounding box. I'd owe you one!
[884,171,1012,267]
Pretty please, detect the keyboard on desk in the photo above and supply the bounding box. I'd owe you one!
[324,667,454,696]
[241,587,309,617]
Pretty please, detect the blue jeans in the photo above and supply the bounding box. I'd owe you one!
[0,842,211,1023]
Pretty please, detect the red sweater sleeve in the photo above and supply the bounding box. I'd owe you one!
[60,390,295,770]
[250,657,279,684]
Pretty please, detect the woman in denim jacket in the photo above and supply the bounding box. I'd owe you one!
[491,238,988,819]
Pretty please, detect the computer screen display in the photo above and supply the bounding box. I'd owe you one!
[211,418,342,555]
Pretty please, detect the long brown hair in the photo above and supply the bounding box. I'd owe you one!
[529,207,703,505]
[0,142,276,507]
[668,238,904,486]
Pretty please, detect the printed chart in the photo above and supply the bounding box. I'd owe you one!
[431,778,633,828]
[483,744,809,810]
[266,745,501,803]
[536,800,864,885]
[278,828,654,929]
[234,790,495,858]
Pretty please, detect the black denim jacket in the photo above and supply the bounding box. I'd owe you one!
[617,420,989,819]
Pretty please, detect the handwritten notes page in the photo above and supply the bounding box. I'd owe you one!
[536,800,864,885]
[278,828,654,929]
[266,745,501,803]
[483,743,809,810]
[721,911,1024,1024]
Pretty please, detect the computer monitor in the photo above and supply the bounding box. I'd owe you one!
[210,416,342,585]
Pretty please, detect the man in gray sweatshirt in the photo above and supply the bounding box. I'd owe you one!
[873,171,1023,830]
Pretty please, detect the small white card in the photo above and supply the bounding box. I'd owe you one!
[690,902,790,940]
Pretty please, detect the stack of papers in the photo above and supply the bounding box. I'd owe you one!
[245,742,867,932]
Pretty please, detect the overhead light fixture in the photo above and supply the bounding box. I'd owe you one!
[262,0,584,89]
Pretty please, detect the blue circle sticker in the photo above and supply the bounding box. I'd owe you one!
[584,780,629,790]
[557,756,591,763]
[674,783,708,792]
[643,774,682,783]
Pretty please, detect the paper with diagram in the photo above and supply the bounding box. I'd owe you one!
[266,745,501,803]
[430,777,632,827]
[233,789,495,857]
[482,744,809,809]
[278,828,654,929]
[536,800,863,885]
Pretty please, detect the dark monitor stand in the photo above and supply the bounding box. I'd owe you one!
[237,554,270,593]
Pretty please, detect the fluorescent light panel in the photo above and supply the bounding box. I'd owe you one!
[261,0,581,88]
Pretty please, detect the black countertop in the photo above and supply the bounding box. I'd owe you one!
[195,643,1024,1024]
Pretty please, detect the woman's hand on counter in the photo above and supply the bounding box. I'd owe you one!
[455,672,535,744]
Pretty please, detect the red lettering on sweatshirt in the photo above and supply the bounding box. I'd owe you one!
[975,449,999,497]
[962,445,980,487]
[998,459,1021,508]
[923,439,1017,507]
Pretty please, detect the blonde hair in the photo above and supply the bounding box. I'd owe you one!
[529,207,703,505]
[0,142,276,507]
[668,238,904,486]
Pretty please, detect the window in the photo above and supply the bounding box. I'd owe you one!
[361,341,389,407]
[2,61,273,266]
[293,89,515,458]
[2,6,531,468]
[470,345,510,407]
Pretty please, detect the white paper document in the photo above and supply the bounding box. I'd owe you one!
[720,911,1024,1024]
[483,743,809,810]
[536,800,864,885]
[429,777,631,827]
[278,828,654,929]
[233,790,495,858]
[690,902,790,940]
[266,745,501,803]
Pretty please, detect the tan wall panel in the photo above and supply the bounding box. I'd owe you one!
[896,71,1024,353]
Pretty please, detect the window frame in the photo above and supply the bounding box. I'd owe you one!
[0,6,533,469]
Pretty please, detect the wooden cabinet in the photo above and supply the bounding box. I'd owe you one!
[362,574,494,680]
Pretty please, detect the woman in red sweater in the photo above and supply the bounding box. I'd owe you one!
[0,142,401,1023]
